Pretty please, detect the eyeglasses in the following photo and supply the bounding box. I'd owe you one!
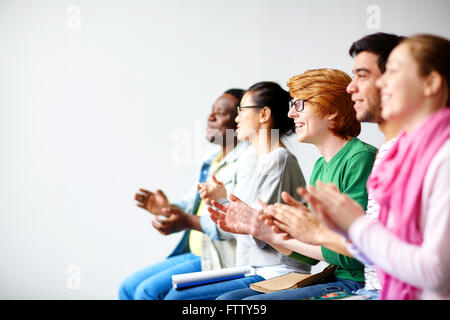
[289,99,306,112]
[236,105,265,113]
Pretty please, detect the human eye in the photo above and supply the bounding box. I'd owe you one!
[357,72,368,79]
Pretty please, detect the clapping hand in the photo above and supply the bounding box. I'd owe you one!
[197,174,226,206]
[134,188,170,216]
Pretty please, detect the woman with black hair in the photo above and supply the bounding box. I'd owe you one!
[163,81,310,300]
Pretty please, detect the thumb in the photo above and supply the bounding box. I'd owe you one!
[156,189,167,198]
[211,174,222,186]
[228,193,241,202]
[257,198,268,209]
[282,191,304,208]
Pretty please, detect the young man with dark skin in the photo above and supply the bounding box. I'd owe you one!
[119,88,253,300]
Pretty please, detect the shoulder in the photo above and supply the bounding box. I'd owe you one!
[265,147,300,167]
[201,146,221,164]
[257,148,298,175]
[345,138,377,165]
[312,156,325,170]
[425,138,450,185]
[349,138,378,156]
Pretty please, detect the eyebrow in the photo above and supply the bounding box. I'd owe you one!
[353,67,371,74]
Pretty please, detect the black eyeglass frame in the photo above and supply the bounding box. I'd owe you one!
[289,99,307,112]
[236,105,266,113]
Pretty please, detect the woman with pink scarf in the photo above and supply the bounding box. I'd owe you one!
[295,34,450,299]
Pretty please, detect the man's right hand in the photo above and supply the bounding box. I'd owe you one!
[151,206,192,235]
[134,188,170,215]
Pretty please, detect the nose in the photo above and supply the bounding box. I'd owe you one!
[208,112,215,121]
[287,106,297,119]
[235,114,240,123]
[375,74,385,90]
[346,79,357,94]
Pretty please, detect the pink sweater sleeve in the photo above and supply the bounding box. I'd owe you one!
[348,140,450,294]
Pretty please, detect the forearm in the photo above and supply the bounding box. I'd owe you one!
[350,216,450,292]
[273,238,324,261]
[185,214,202,232]
[259,232,324,261]
[320,230,354,258]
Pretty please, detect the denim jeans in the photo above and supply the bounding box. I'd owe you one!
[216,277,364,300]
[352,288,379,300]
[164,275,265,300]
[118,252,201,300]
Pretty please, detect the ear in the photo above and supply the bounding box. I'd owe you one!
[424,71,443,98]
[259,106,272,123]
[327,112,338,121]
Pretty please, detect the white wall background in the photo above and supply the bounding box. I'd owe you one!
[0,0,449,299]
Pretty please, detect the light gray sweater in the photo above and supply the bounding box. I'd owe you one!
[219,147,311,274]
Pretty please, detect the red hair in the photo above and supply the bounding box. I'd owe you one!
[287,68,360,139]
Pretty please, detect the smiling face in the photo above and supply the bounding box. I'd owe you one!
[205,93,239,144]
[234,92,262,141]
[346,51,383,123]
[375,43,426,124]
[287,100,330,145]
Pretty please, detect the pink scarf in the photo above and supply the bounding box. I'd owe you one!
[367,107,450,300]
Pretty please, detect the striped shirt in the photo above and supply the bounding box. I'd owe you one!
[363,137,398,291]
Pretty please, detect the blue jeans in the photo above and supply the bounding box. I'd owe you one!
[118,253,201,300]
[352,288,379,300]
[216,278,364,300]
[164,275,265,300]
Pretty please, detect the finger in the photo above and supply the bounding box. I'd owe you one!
[307,185,339,212]
[272,204,297,226]
[136,203,145,209]
[272,219,291,235]
[297,187,314,206]
[262,204,277,217]
[151,219,163,230]
[261,215,276,228]
[296,187,309,200]
[281,233,292,241]
[312,182,343,205]
[134,193,145,202]
[208,206,225,218]
[321,182,340,192]
[139,188,153,196]
[258,212,272,222]
[257,198,268,209]
[211,174,222,186]
[211,200,228,213]
[311,201,338,231]
[160,207,173,217]
[270,207,293,226]
[270,222,286,234]
[209,211,221,224]
[217,221,234,233]
[209,210,225,225]
[155,189,165,195]
[281,191,305,209]
[228,193,241,203]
